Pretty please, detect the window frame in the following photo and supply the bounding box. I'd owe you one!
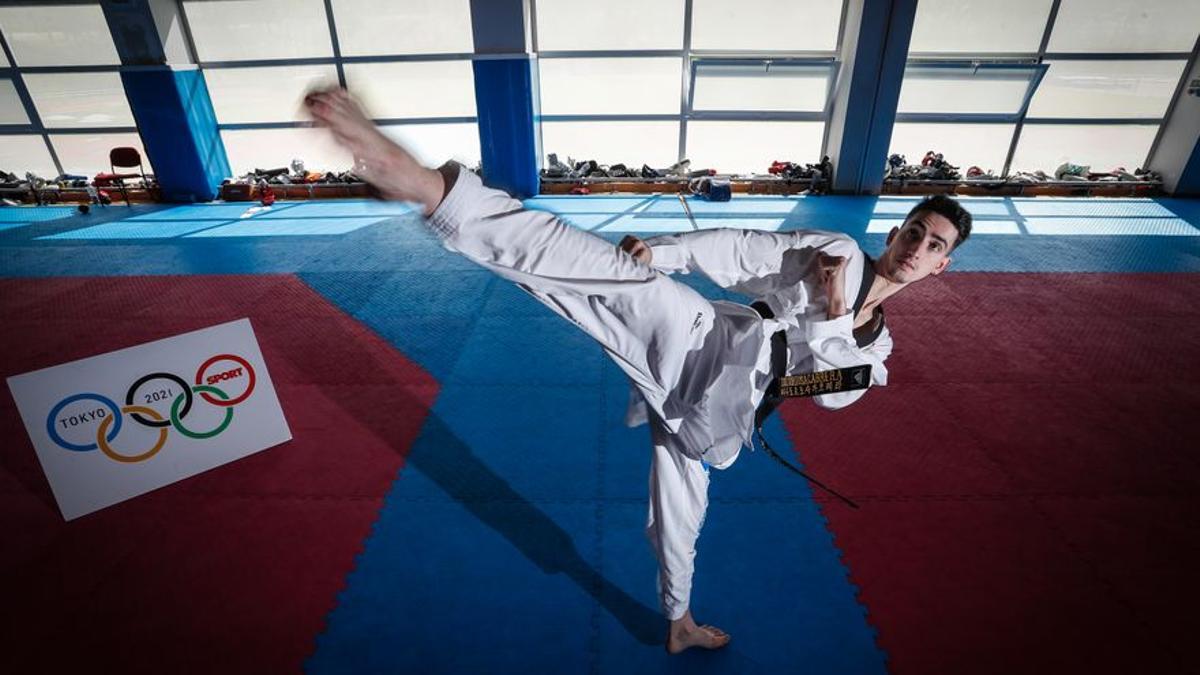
[533,0,850,168]
[899,0,1195,178]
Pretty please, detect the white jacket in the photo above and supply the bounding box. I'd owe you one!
[625,228,894,467]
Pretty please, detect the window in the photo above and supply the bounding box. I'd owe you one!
[0,79,29,125]
[536,1,848,176]
[182,0,332,61]
[540,121,680,168]
[690,0,841,52]
[890,123,1016,174]
[187,0,479,174]
[344,62,476,119]
[687,121,824,174]
[893,0,1194,178]
[535,0,683,51]
[0,4,119,66]
[23,72,136,128]
[204,65,338,124]
[909,0,1053,54]
[0,135,56,176]
[538,58,681,115]
[1010,125,1158,173]
[51,133,146,176]
[331,0,473,55]
[1025,60,1186,119]
[1047,0,1200,53]
[692,62,830,113]
[897,65,1038,115]
[0,3,140,177]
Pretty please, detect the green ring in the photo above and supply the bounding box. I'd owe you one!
[171,385,234,439]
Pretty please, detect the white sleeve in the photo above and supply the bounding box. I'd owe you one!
[804,315,893,410]
[644,228,855,290]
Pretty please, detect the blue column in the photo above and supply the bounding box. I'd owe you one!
[473,58,540,198]
[102,0,230,202]
[825,0,917,194]
[121,68,229,202]
[469,0,539,198]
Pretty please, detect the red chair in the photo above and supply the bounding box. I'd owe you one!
[108,147,147,206]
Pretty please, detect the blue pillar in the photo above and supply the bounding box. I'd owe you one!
[121,68,229,202]
[825,0,917,194]
[469,0,539,198]
[102,0,230,202]
[472,59,540,198]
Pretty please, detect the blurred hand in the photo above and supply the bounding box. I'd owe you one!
[619,235,652,265]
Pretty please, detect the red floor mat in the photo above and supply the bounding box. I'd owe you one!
[783,272,1200,673]
[0,275,437,673]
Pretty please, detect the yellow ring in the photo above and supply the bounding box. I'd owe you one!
[96,405,169,463]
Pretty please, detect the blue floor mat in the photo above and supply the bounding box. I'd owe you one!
[4,193,1200,672]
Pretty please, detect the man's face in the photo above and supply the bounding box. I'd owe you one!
[879,210,957,283]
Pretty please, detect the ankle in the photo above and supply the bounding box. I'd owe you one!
[669,611,697,634]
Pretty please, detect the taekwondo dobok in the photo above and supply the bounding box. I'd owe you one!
[428,162,891,620]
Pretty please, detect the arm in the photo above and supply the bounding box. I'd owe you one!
[638,228,857,290]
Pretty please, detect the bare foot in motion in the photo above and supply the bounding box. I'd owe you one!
[304,87,444,213]
[666,610,731,654]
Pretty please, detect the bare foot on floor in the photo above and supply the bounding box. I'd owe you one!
[667,612,731,654]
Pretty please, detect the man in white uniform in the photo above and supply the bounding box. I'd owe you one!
[305,88,972,654]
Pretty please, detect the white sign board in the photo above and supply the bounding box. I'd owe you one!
[7,318,291,520]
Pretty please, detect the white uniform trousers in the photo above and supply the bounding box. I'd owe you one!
[427,164,721,620]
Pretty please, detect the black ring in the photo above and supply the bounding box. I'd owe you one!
[125,372,192,428]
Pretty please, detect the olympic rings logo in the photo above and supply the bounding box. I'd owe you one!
[44,354,257,463]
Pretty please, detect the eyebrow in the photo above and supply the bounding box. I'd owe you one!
[910,218,950,248]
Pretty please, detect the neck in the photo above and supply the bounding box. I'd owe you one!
[867,258,907,306]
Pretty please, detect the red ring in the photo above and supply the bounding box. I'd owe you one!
[194,354,257,406]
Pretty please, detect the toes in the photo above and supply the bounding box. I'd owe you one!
[699,625,730,646]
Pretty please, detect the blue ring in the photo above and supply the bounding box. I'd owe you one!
[46,393,122,452]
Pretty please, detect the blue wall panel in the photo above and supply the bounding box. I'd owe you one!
[473,58,539,199]
[121,67,230,203]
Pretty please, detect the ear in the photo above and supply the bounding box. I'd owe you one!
[931,256,952,276]
[886,226,899,245]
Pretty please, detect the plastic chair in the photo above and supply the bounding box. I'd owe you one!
[108,147,147,206]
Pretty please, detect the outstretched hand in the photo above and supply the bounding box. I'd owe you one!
[619,235,653,265]
[303,87,444,213]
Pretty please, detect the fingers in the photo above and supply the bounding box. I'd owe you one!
[619,235,650,263]
[304,88,367,128]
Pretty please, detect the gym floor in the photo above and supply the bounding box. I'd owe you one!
[2,194,1198,673]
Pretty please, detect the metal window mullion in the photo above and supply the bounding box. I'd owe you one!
[678,0,692,163]
[218,117,478,131]
[529,0,539,53]
[174,0,201,64]
[0,23,62,175]
[535,49,684,60]
[1144,33,1200,170]
[1002,0,1060,178]
[200,53,477,70]
[540,114,679,123]
[322,0,346,87]
[1041,52,1191,61]
[1021,117,1163,125]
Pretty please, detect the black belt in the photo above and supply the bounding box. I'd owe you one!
[749,300,859,509]
[751,301,788,427]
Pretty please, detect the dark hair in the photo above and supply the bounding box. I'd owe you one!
[904,195,972,250]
